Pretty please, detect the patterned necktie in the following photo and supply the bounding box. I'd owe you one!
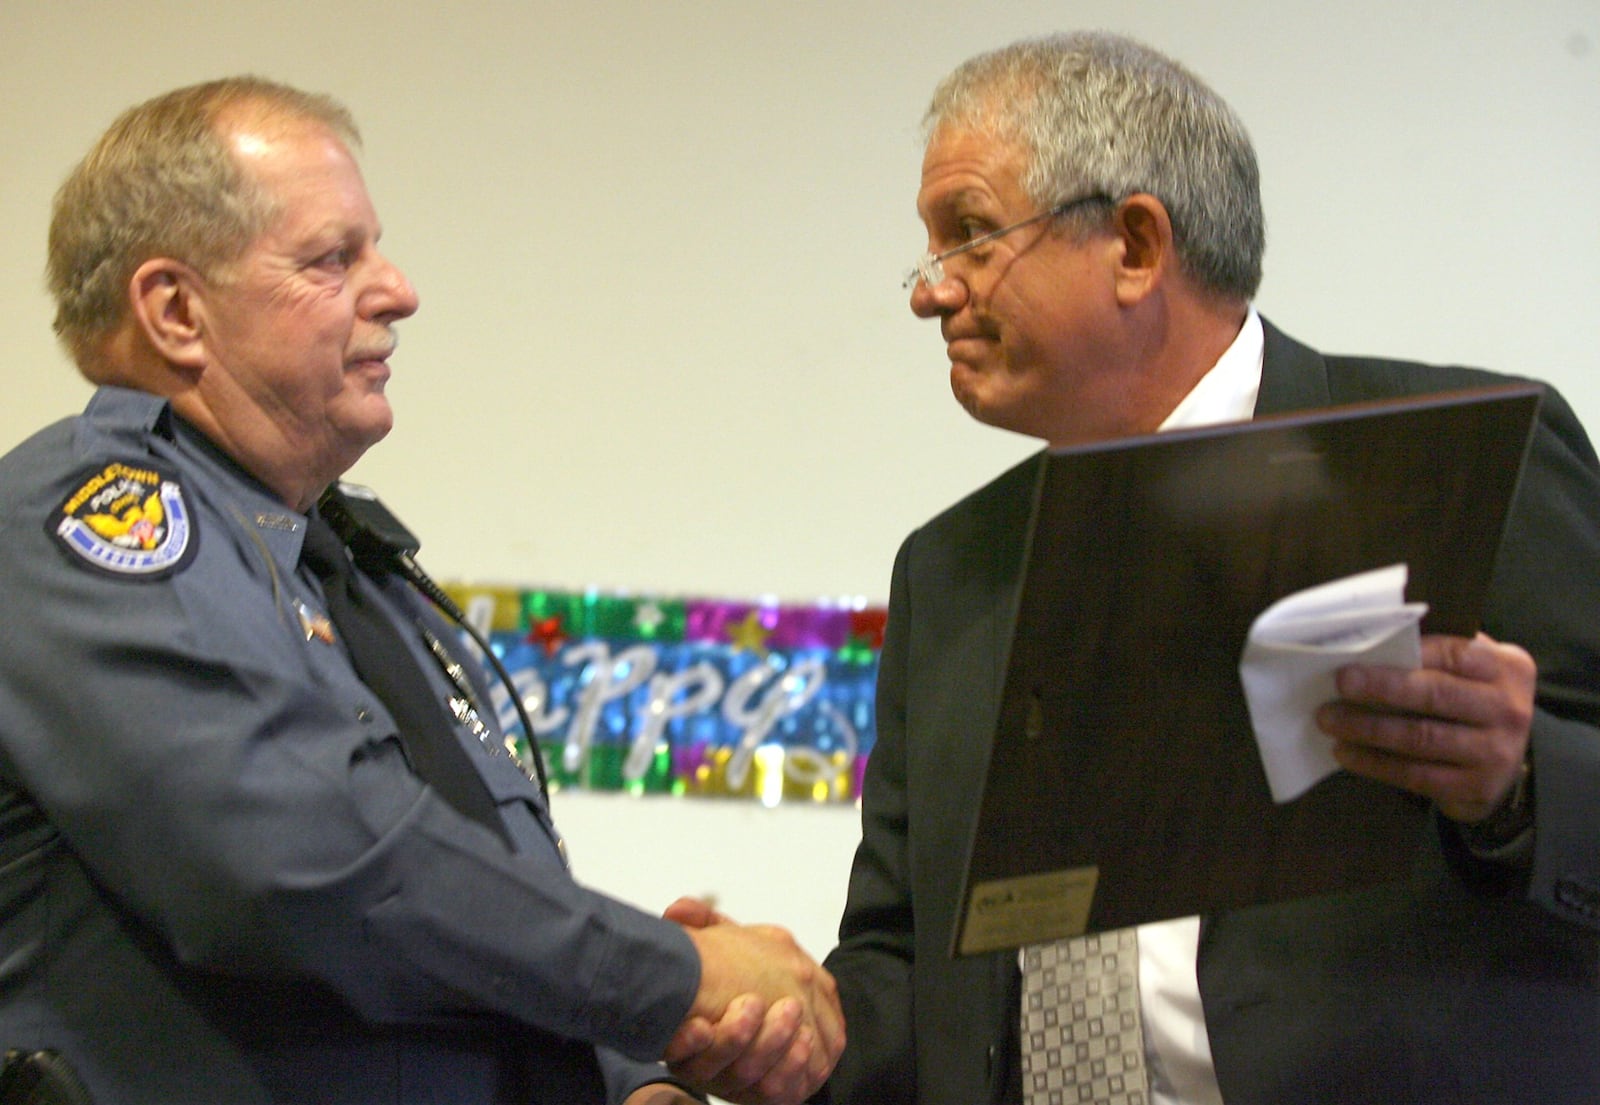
[300,512,511,848]
[1021,929,1150,1105]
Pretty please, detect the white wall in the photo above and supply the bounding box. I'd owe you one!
[3,0,1596,958]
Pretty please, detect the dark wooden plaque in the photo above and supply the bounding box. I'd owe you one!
[954,384,1540,956]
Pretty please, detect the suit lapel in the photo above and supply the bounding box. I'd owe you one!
[1256,316,1334,416]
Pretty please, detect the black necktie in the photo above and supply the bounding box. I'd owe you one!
[300,512,512,847]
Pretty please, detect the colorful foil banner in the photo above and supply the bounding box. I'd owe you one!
[443,583,885,805]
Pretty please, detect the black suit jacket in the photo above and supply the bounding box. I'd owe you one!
[822,320,1600,1105]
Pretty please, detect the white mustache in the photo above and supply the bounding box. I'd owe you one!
[350,330,397,362]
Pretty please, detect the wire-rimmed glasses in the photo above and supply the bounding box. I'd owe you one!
[902,193,1112,289]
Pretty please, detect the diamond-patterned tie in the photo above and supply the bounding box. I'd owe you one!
[1021,929,1150,1105]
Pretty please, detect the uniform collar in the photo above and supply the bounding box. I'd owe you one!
[81,387,315,566]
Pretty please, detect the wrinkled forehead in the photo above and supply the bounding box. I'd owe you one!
[917,125,1031,213]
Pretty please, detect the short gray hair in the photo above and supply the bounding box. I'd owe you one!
[924,31,1264,301]
[47,76,360,368]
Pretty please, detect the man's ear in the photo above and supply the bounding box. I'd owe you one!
[128,258,208,370]
[1109,194,1175,307]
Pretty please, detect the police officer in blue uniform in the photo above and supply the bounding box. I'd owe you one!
[0,77,841,1105]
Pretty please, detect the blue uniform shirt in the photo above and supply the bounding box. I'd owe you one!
[0,386,700,1103]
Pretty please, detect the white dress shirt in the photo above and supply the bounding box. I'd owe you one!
[1137,306,1264,1105]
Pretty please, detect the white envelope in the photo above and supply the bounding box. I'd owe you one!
[1239,563,1427,803]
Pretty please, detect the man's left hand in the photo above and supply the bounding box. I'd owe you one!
[1316,631,1536,824]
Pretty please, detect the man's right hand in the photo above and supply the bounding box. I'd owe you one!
[664,897,844,1105]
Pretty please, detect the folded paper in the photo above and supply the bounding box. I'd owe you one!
[1239,563,1427,803]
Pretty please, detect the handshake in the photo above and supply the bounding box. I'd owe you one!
[654,897,846,1105]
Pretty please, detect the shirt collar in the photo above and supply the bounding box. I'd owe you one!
[164,406,312,563]
[80,384,312,568]
[1157,305,1263,431]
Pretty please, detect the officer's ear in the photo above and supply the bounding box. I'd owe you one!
[1108,194,1175,308]
[128,258,208,370]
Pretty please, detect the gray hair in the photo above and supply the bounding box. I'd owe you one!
[924,31,1264,301]
[47,76,360,369]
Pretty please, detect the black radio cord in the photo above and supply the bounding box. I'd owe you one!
[395,552,551,799]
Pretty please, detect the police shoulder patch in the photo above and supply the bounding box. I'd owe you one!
[49,460,198,579]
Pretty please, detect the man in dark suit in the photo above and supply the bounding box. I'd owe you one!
[818,31,1600,1105]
